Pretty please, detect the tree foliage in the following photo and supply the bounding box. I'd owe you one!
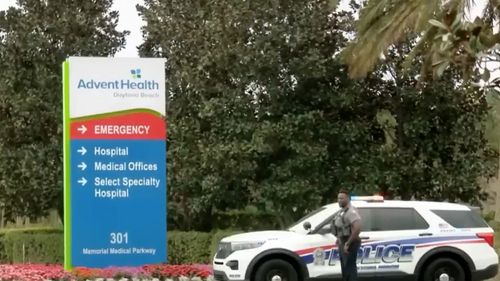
[0,0,127,222]
[139,0,497,231]
[0,0,495,230]
[139,0,375,230]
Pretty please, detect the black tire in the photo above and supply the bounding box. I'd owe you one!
[254,259,299,281]
[422,257,466,281]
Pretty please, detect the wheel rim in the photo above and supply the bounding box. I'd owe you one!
[433,263,460,281]
[438,273,450,281]
[267,269,286,281]
[271,275,282,281]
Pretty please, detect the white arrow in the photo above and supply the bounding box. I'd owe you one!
[77,162,87,171]
[77,125,87,134]
[77,177,87,186]
[77,146,87,156]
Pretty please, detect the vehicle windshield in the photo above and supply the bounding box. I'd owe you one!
[287,206,327,231]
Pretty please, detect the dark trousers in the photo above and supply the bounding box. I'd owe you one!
[338,238,361,281]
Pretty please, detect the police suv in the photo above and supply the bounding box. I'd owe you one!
[213,196,498,281]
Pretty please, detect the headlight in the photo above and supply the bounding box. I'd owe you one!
[230,241,265,252]
[215,241,266,259]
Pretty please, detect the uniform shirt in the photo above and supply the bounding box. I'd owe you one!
[333,205,361,238]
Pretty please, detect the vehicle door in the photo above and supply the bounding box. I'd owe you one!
[304,210,342,279]
[355,207,430,277]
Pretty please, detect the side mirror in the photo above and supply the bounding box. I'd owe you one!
[303,221,312,231]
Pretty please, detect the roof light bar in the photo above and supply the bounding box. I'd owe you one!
[351,195,384,202]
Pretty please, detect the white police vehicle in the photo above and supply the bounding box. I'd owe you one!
[213,196,498,281]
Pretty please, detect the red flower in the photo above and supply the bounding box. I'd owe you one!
[0,263,214,280]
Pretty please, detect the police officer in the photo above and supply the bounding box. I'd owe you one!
[331,189,362,281]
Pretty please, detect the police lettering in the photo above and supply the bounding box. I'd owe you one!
[329,244,415,265]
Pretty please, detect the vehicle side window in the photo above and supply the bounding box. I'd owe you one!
[430,210,489,228]
[357,208,372,232]
[314,210,341,235]
[317,208,373,233]
[361,208,429,231]
[317,222,331,235]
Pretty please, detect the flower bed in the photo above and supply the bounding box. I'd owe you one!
[0,264,214,281]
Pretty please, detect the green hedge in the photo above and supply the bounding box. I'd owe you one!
[0,228,63,264]
[167,231,212,264]
[0,232,6,263]
[0,228,242,264]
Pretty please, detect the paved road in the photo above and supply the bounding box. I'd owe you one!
[486,270,499,281]
[488,275,500,281]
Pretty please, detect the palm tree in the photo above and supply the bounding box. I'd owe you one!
[342,0,500,216]
[342,0,500,82]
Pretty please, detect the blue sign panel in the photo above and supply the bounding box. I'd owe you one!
[70,139,166,267]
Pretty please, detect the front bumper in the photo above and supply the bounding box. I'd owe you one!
[213,259,247,281]
[472,264,498,280]
[213,270,229,281]
[213,270,246,281]
[213,248,257,281]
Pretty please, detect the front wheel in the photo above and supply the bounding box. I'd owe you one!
[422,257,466,281]
[254,259,299,281]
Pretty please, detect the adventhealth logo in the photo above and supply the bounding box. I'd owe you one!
[77,68,159,90]
[131,68,141,79]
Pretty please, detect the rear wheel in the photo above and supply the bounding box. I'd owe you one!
[422,257,466,281]
[254,259,299,281]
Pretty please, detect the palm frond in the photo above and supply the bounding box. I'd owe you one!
[402,25,438,73]
[415,0,440,31]
[343,0,479,79]
[483,1,496,25]
[343,0,429,78]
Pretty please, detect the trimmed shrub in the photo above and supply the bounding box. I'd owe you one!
[2,228,63,264]
[0,228,248,264]
[167,231,212,264]
[0,231,6,263]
